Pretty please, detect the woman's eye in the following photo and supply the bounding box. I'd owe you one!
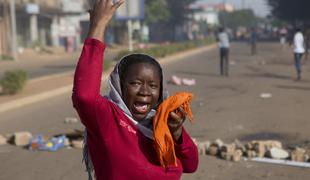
[130,82,141,86]
[150,84,158,89]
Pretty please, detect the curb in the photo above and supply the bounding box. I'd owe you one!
[0,44,216,114]
[28,71,75,83]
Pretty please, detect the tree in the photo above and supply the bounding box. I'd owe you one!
[145,0,196,26]
[165,0,196,41]
[146,0,197,42]
[145,0,170,24]
[268,0,310,24]
[166,0,196,26]
[219,9,259,29]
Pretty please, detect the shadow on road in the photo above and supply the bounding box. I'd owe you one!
[242,65,292,80]
[238,131,297,143]
[44,65,76,69]
[274,85,310,91]
[242,72,292,80]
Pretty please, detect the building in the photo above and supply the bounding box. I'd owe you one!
[0,0,87,57]
[189,2,235,26]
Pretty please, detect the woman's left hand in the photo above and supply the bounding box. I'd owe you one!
[168,107,186,142]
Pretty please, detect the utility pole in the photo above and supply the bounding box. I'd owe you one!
[127,19,133,52]
[0,4,2,60]
[125,2,133,52]
[9,0,17,60]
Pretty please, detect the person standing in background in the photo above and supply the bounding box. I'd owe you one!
[250,27,258,55]
[279,27,288,50]
[293,28,305,80]
[217,27,230,76]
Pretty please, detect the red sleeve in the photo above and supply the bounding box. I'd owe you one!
[72,38,106,132]
[174,128,199,173]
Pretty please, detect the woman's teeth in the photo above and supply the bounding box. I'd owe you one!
[134,103,148,113]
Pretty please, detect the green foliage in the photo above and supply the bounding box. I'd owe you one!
[145,0,195,26]
[219,10,259,29]
[166,0,196,25]
[269,18,289,27]
[103,58,111,71]
[31,40,43,49]
[114,38,215,61]
[145,0,170,24]
[268,0,310,22]
[0,54,14,61]
[0,70,28,95]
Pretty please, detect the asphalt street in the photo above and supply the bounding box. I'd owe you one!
[0,48,118,80]
[0,42,310,180]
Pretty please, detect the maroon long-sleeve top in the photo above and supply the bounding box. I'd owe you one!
[72,38,198,180]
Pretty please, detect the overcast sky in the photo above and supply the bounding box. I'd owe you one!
[197,0,271,17]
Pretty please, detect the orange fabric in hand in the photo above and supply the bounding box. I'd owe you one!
[153,92,194,168]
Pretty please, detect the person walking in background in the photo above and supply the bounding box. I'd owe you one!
[250,27,258,55]
[217,27,230,76]
[293,28,305,80]
[279,27,288,50]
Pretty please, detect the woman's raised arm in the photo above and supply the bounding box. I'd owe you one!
[72,0,124,130]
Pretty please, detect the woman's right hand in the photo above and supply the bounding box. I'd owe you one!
[87,0,124,41]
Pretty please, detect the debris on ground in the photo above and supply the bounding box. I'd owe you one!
[0,135,7,145]
[71,140,83,149]
[182,78,196,86]
[13,131,32,146]
[28,134,67,151]
[195,139,310,165]
[230,61,236,66]
[171,75,182,85]
[291,147,309,162]
[267,147,289,159]
[260,93,272,99]
[64,117,79,124]
[5,128,310,166]
[3,130,84,151]
[169,75,196,86]
[251,157,310,168]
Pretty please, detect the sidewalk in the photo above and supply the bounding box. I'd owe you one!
[0,44,125,78]
[0,44,216,113]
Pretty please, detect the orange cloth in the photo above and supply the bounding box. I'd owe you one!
[153,92,194,168]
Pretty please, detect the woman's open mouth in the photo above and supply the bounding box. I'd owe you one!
[133,102,150,114]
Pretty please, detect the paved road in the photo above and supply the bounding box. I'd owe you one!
[0,42,309,180]
[0,48,119,80]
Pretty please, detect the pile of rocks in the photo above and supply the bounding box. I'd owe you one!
[0,131,84,150]
[1,131,309,163]
[194,138,310,163]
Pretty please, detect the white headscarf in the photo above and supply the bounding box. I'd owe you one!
[106,53,168,139]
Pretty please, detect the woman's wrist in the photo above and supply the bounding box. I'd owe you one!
[172,128,183,143]
[87,25,107,42]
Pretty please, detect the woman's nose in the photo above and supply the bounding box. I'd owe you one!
[138,84,151,95]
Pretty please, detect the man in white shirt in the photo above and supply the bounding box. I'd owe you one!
[293,28,305,80]
[217,27,230,76]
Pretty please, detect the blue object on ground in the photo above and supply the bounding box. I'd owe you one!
[28,134,66,151]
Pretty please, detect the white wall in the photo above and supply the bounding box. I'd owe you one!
[194,11,219,25]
